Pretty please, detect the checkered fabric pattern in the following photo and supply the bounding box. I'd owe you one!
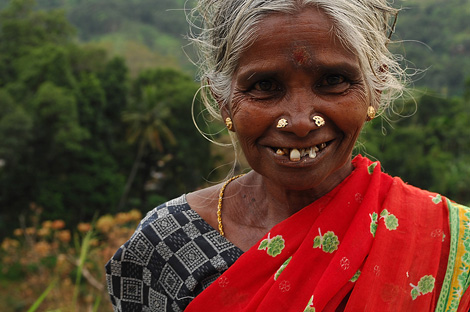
[105,195,243,311]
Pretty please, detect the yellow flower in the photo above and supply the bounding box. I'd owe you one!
[77,222,92,233]
[57,253,67,265]
[115,212,132,225]
[38,227,50,237]
[34,241,51,257]
[51,220,66,230]
[57,230,71,243]
[1,238,19,251]
[25,227,36,236]
[129,209,142,222]
[42,220,53,229]
[13,228,23,236]
[96,215,114,233]
[89,238,100,247]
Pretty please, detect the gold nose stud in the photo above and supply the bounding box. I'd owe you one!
[277,118,288,128]
[312,116,325,127]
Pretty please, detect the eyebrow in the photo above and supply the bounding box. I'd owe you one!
[235,70,280,86]
[236,60,362,84]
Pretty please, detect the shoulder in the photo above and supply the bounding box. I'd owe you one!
[109,194,216,265]
[105,195,243,310]
[385,177,449,213]
[136,194,202,234]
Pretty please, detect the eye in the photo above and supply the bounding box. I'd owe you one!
[253,80,279,91]
[321,74,346,86]
[316,74,351,94]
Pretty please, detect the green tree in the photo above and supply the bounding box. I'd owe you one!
[360,85,470,205]
[119,68,216,210]
[0,0,127,235]
[0,0,75,86]
[119,84,176,210]
[0,0,215,237]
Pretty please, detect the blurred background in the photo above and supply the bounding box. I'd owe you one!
[0,0,468,310]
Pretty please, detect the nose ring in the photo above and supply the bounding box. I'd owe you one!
[312,116,325,127]
[277,118,288,128]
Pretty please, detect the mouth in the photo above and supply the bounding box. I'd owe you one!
[270,141,330,162]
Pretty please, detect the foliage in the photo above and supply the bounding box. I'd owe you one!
[359,86,470,205]
[122,68,214,207]
[27,0,192,74]
[393,0,470,96]
[0,0,216,237]
[0,204,142,311]
[2,0,467,95]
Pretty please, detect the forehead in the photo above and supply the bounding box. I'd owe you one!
[236,7,359,71]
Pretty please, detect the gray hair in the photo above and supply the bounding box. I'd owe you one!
[189,0,406,158]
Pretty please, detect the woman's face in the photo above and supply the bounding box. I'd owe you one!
[224,8,372,192]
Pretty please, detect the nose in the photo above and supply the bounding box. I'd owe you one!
[279,90,320,137]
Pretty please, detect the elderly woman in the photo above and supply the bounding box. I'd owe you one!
[106,0,470,311]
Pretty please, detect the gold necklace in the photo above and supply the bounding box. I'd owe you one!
[217,174,245,237]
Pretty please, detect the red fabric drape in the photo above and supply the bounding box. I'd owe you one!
[186,156,462,311]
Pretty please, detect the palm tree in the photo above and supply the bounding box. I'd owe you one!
[118,85,176,210]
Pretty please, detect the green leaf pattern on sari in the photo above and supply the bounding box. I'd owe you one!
[274,256,292,281]
[303,295,316,312]
[367,162,378,175]
[410,275,436,300]
[350,270,361,283]
[313,228,339,253]
[432,194,443,204]
[258,233,286,257]
[370,209,399,237]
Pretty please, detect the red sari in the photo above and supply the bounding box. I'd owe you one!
[186,156,470,311]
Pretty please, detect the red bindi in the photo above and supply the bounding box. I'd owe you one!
[292,46,311,66]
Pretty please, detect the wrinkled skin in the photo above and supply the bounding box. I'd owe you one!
[224,8,371,196]
[189,7,373,251]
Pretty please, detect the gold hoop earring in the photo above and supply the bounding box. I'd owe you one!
[277,118,288,128]
[312,115,325,127]
[225,117,233,130]
[367,106,376,121]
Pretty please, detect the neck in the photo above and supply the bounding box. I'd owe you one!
[225,166,352,231]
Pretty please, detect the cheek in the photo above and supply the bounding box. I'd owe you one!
[327,93,369,136]
[234,107,275,137]
[230,97,277,143]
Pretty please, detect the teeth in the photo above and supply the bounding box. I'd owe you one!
[309,147,317,159]
[275,142,327,161]
[289,148,301,161]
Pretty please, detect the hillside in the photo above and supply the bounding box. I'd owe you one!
[393,0,470,95]
[0,0,468,94]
